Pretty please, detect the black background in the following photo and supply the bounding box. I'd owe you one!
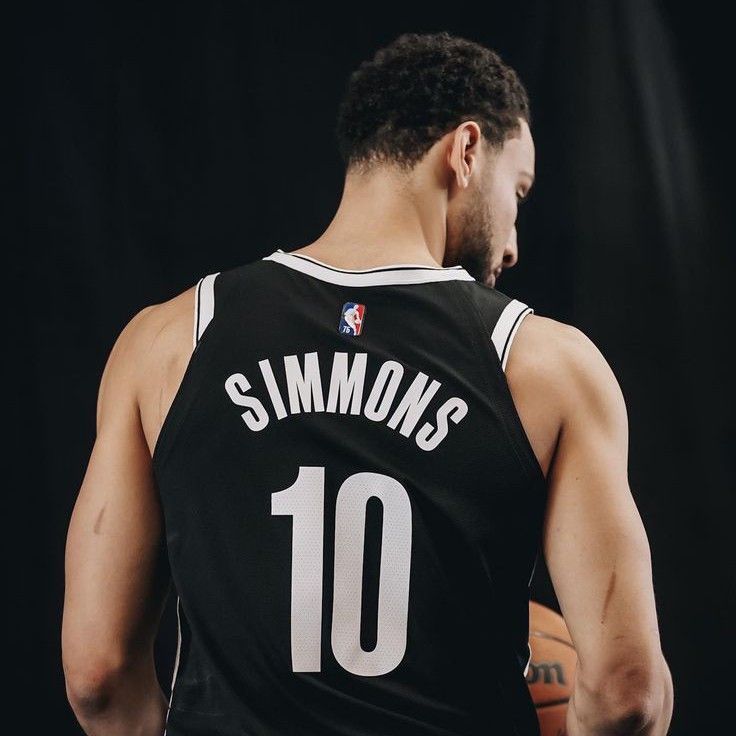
[12,1,734,733]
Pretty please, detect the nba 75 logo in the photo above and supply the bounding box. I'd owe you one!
[338,302,366,336]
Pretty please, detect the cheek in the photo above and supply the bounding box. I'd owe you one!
[491,191,517,234]
[489,178,517,224]
[505,196,518,224]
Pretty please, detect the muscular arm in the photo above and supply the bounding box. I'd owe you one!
[62,305,173,735]
[514,317,673,735]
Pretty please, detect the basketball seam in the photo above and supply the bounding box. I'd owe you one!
[529,630,575,648]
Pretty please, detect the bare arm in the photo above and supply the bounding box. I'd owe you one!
[524,318,674,734]
[62,305,172,735]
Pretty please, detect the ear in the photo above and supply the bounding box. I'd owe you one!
[448,121,482,189]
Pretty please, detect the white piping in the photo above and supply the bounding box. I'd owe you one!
[263,249,475,286]
[491,299,534,371]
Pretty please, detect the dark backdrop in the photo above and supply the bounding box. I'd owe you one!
[12,1,733,733]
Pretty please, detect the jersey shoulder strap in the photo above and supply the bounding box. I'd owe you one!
[192,272,220,347]
[191,266,246,348]
[491,298,534,371]
[461,282,534,371]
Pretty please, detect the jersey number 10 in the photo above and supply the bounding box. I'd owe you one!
[271,466,412,677]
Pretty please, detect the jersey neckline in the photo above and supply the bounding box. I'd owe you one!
[262,248,476,286]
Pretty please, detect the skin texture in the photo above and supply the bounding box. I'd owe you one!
[63,305,173,734]
[63,118,673,735]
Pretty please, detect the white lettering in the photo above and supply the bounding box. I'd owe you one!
[224,373,270,431]
[415,397,468,451]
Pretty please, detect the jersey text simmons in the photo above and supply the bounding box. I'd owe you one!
[224,350,468,451]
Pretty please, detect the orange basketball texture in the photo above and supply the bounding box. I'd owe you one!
[527,601,578,736]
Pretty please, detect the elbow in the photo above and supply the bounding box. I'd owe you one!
[598,700,659,735]
[577,657,671,734]
[63,654,126,719]
[607,671,659,722]
[62,647,167,732]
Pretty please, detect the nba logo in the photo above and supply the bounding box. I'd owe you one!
[338,302,366,336]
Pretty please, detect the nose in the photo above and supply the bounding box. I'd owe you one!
[503,226,519,268]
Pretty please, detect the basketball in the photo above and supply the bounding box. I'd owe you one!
[527,601,578,735]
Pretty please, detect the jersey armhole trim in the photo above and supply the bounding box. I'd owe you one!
[192,277,203,349]
[492,299,534,371]
[194,272,220,347]
[151,271,228,472]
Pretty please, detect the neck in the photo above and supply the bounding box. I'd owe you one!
[300,165,449,269]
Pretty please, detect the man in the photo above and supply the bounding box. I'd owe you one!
[62,31,673,735]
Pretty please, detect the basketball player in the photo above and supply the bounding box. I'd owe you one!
[62,32,674,735]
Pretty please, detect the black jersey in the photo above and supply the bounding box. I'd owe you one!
[153,248,547,736]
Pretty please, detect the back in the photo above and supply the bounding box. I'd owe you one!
[153,249,547,736]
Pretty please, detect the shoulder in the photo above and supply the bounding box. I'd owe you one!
[98,284,197,412]
[122,285,196,365]
[140,285,197,355]
[109,265,244,388]
[509,314,627,428]
[463,282,619,408]
[512,313,596,370]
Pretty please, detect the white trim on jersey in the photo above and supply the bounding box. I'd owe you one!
[263,249,475,286]
[192,277,204,349]
[523,640,532,678]
[195,272,220,345]
[491,299,534,371]
[163,596,183,735]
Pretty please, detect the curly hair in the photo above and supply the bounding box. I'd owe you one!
[335,31,530,173]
